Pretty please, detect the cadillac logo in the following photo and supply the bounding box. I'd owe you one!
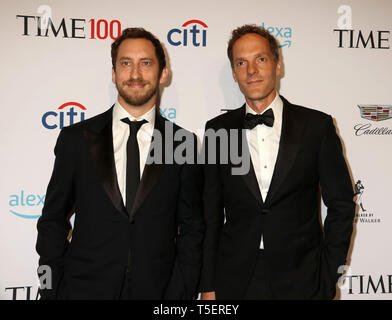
[358,105,392,121]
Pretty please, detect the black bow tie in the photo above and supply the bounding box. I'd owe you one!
[244,109,274,129]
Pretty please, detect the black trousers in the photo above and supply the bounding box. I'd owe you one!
[244,250,275,300]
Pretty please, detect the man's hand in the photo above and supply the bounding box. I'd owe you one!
[200,291,216,300]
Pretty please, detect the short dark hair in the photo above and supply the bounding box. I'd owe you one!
[227,24,279,68]
[111,27,166,75]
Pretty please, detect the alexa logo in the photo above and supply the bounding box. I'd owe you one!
[262,22,293,48]
[160,107,176,120]
[167,19,208,47]
[9,190,45,219]
[42,101,86,130]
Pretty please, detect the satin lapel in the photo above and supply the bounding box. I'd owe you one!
[241,157,263,205]
[82,107,128,218]
[264,97,306,205]
[233,105,263,205]
[130,111,165,218]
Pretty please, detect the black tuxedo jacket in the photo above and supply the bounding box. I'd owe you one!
[36,106,204,300]
[199,96,355,299]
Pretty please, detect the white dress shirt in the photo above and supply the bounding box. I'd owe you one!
[245,93,283,249]
[112,101,155,206]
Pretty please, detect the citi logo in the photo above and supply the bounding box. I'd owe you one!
[9,190,45,219]
[262,22,292,48]
[167,19,207,47]
[42,102,86,130]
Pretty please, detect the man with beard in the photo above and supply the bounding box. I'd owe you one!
[36,28,204,300]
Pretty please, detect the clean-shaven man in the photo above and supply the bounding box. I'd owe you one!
[200,24,355,300]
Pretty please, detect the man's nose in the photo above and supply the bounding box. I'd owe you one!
[130,64,141,80]
[247,61,257,76]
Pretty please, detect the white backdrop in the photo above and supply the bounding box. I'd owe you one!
[1,0,391,300]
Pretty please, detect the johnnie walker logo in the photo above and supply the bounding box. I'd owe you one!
[354,180,381,224]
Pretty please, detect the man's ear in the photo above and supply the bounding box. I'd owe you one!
[276,60,281,77]
[232,68,238,83]
[159,67,169,85]
[112,68,116,84]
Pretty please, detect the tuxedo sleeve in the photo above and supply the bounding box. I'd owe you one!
[36,128,75,300]
[318,116,355,287]
[198,121,225,293]
[165,133,205,299]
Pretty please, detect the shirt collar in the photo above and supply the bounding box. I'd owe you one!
[113,101,156,127]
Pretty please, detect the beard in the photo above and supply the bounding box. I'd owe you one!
[116,79,159,107]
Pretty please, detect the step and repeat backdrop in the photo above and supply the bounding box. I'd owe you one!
[0,0,391,300]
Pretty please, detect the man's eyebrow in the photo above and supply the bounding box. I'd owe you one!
[254,52,267,57]
[119,57,153,60]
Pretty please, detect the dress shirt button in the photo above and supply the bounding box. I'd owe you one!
[264,165,267,169]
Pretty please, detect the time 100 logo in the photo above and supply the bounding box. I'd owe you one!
[89,19,121,40]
